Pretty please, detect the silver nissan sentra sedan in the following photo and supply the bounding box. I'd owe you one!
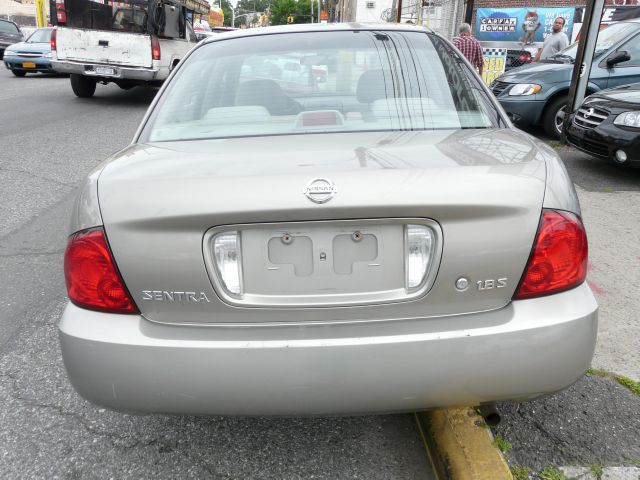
[59,23,598,415]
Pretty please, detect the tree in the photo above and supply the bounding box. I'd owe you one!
[236,0,271,16]
[270,0,312,25]
[219,0,234,27]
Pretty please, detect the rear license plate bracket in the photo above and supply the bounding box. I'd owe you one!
[95,66,117,76]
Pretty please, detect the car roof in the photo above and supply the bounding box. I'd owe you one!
[201,22,434,45]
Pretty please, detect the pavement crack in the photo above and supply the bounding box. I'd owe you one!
[0,166,76,188]
[0,371,205,465]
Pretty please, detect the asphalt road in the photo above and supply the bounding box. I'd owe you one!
[0,72,430,479]
[0,70,638,479]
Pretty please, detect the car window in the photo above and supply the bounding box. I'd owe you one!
[64,0,152,35]
[187,23,198,43]
[26,29,52,43]
[112,6,147,33]
[144,30,498,142]
[0,20,20,34]
[615,32,640,67]
[555,22,640,61]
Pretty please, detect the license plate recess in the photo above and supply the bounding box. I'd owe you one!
[204,219,442,307]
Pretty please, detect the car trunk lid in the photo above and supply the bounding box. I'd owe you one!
[97,129,547,324]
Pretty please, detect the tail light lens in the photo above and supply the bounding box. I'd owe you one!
[213,231,243,296]
[64,228,139,314]
[405,225,435,291]
[55,0,66,23]
[151,36,161,60]
[50,28,56,51]
[513,209,588,300]
[519,53,532,64]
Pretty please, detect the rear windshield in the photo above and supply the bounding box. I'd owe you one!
[142,30,499,142]
[61,0,184,36]
[0,21,20,34]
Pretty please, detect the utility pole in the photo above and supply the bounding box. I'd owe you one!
[395,0,402,23]
[562,0,606,141]
[311,0,314,23]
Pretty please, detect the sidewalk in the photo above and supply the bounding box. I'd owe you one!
[487,144,640,479]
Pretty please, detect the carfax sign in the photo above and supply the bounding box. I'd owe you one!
[476,7,574,44]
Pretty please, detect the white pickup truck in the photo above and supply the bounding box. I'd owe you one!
[50,0,209,97]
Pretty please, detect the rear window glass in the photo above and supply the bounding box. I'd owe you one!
[61,0,184,36]
[143,30,498,142]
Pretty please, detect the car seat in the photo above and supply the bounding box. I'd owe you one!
[235,79,302,116]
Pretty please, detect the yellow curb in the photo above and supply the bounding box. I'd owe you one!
[415,408,512,480]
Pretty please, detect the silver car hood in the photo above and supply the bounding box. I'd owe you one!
[98,128,548,324]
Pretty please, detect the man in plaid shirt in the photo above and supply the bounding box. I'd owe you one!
[453,23,484,75]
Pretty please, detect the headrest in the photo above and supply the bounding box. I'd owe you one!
[356,70,389,104]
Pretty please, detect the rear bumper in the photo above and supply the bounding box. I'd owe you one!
[59,282,598,415]
[51,60,161,81]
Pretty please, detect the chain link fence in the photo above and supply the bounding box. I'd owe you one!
[504,48,534,71]
[381,0,464,40]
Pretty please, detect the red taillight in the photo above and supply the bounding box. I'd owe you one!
[50,28,57,51]
[513,209,588,300]
[55,0,66,23]
[64,228,139,314]
[519,53,532,63]
[151,36,161,60]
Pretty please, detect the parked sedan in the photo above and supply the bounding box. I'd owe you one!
[566,83,640,167]
[60,23,597,416]
[3,28,54,76]
[0,19,24,60]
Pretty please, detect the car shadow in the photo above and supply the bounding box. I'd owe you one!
[88,86,160,106]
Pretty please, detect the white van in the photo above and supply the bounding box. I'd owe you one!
[50,0,208,97]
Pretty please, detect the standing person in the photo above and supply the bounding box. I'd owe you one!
[453,23,484,76]
[535,17,569,61]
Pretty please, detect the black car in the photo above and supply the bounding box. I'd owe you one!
[0,19,24,60]
[566,83,640,167]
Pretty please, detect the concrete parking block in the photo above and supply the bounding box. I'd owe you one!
[416,408,511,480]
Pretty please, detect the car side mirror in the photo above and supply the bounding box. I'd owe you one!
[606,50,631,67]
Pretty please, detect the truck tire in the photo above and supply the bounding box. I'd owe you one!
[70,74,97,98]
[543,95,568,139]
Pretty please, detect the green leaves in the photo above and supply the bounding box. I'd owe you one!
[270,0,313,25]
